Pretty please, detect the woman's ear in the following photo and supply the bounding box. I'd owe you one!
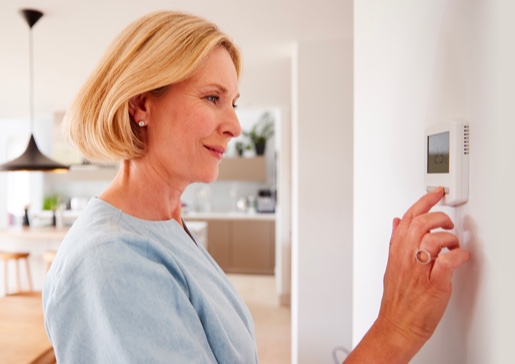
[128,93,148,125]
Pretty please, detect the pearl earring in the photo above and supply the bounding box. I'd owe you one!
[138,120,145,127]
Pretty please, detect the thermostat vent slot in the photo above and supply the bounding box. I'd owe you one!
[463,125,470,155]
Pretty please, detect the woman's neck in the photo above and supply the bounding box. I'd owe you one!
[99,159,186,224]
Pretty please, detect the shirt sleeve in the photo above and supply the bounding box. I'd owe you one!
[43,235,218,364]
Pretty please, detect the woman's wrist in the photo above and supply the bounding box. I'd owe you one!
[345,318,426,364]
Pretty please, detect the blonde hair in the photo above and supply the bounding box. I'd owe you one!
[63,10,241,162]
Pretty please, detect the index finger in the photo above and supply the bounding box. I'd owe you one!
[402,187,445,221]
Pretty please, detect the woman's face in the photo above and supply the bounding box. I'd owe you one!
[139,46,241,186]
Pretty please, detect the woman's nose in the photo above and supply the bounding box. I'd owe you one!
[223,108,242,138]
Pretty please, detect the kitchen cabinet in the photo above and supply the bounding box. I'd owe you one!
[64,164,119,181]
[52,111,82,165]
[203,220,231,268]
[230,220,275,274]
[184,216,275,274]
[217,157,266,182]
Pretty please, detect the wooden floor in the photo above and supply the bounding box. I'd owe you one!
[228,274,291,364]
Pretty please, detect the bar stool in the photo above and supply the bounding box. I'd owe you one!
[42,250,57,272]
[0,251,33,295]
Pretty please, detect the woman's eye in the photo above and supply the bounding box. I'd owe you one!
[206,95,219,103]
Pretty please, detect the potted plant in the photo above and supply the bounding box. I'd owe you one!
[235,141,245,157]
[43,195,60,227]
[243,112,275,156]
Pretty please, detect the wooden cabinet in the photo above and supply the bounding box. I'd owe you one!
[231,220,275,274]
[205,220,231,269]
[185,218,275,274]
[217,157,266,182]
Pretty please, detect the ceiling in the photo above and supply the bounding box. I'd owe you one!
[0,0,351,123]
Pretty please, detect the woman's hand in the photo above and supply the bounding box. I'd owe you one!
[345,187,471,363]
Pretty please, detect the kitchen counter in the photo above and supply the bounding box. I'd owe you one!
[0,222,208,292]
[0,227,63,295]
[0,226,69,241]
[0,222,209,241]
[183,211,276,221]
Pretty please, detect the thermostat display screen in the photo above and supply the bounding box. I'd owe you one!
[427,131,450,174]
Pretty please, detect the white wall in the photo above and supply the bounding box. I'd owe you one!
[355,0,515,362]
[292,37,353,363]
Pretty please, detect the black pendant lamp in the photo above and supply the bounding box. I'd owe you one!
[0,9,69,172]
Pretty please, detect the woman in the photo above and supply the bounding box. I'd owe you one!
[43,10,470,363]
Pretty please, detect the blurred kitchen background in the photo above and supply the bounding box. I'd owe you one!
[3,108,280,225]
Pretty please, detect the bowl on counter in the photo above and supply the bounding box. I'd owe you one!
[70,197,91,211]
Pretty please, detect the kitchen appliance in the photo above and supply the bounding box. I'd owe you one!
[256,189,275,213]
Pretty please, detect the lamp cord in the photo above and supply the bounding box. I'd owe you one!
[332,346,350,363]
[28,26,34,133]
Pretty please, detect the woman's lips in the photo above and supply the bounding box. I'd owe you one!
[204,144,226,159]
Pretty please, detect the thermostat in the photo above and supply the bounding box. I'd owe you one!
[424,120,469,206]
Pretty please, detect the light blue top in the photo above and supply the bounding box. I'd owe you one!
[42,198,258,363]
